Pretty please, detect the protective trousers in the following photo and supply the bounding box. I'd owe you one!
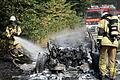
[99,46,117,79]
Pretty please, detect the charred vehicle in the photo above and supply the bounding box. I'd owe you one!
[33,30,100,80]
[46,40,91,72]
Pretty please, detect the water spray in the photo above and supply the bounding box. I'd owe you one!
[14,36,46,61]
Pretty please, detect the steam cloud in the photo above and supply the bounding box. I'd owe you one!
[50,27,88,48]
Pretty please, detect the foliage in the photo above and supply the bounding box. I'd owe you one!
[66,0,92,16]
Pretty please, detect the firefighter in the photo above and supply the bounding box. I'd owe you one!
[3,16,23,58]
[97,12,120,80]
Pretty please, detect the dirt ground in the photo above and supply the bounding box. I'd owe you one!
[0,59,23,80]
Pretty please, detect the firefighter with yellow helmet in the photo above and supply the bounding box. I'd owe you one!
[1,16,24,60]
[97,12,120,80]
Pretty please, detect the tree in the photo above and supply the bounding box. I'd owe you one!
[66,0,92,16]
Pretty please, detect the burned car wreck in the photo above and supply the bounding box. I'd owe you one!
[46,39,92,72]
[33,36,99,80]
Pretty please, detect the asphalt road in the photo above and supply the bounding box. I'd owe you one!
[0,59,23,80]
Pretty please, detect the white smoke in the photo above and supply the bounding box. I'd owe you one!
[50,27,88,48]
